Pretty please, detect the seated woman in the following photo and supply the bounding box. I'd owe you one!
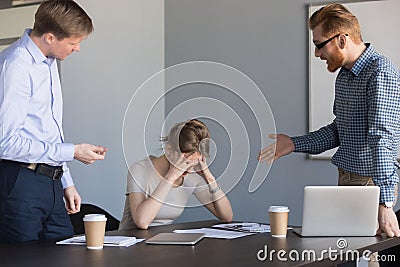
[119,119,233,230]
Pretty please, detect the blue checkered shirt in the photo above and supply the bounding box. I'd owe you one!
[292,44,400,203]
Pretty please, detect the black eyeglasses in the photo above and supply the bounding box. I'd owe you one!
[315,33,348,50]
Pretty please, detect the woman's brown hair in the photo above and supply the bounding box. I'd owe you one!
[162,119,210,157]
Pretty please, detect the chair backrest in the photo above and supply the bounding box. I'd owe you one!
[69,203,120,235]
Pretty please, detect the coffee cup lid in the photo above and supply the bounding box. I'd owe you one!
[268,206,289,212]
[83,214,108,222]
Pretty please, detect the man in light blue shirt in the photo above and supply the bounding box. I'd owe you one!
[0,0,108,243]
[258,4,400,238]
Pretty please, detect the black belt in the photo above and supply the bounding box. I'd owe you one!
[0,160,63,180]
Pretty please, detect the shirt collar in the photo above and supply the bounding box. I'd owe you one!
[21,28,55,65]
[350,43,376,76]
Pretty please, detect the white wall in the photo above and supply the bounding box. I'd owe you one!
[61,0,165,219]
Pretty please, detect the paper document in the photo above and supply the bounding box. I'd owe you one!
[173,228,254,239]
[56,236,144,247]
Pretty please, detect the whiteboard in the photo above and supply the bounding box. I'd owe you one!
[308,0,400,159]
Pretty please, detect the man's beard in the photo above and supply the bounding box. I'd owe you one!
[327,45,345,72]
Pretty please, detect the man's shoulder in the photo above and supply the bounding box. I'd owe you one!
[367,50,399,76]
[0,42,32,69]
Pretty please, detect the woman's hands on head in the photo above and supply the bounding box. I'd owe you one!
[195,155,215,183]
[164,147,199,183]
[164,146,215,184]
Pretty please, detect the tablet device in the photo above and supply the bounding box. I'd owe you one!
[145,233,205,245]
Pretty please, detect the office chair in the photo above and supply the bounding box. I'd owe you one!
[69,203,120,235]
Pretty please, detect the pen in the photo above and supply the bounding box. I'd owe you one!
[230,223,264,228]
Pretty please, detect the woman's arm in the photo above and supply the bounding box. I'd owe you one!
[128,179,174,230]
[129,154,199,229]
[196,179,233,222]
[195,157,233,222]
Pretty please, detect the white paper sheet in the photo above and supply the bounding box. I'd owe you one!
[56,236,144,247]
[173,228,254,239]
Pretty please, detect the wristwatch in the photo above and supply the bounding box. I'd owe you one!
[209,183,221,194]
[381,202,394,208]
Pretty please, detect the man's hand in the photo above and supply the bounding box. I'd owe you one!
[74,143,108,164]
[377,205,400,237]
[64,186,81,214]
[258,134,295,165]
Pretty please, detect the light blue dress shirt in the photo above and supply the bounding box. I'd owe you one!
[0,29,74,188]
[292,44,400,203]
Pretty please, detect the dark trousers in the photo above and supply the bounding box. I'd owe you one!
[0,161,73,243]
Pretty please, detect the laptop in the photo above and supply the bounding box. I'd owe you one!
[292,186,379,237]
[145,233,205,245]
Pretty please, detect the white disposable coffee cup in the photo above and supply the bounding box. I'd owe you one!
[268,206,289,238]
[83,214,107,249]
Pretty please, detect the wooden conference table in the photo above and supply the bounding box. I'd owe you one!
[1,220,399,267]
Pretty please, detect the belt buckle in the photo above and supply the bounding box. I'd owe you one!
[52,168,63,180]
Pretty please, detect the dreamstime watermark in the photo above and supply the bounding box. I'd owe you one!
[122,61,276,207]
[256,238,396,263]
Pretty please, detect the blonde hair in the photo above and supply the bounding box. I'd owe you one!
[32,0,93,40]
[162,119,210,157]
[309,3,362,44]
